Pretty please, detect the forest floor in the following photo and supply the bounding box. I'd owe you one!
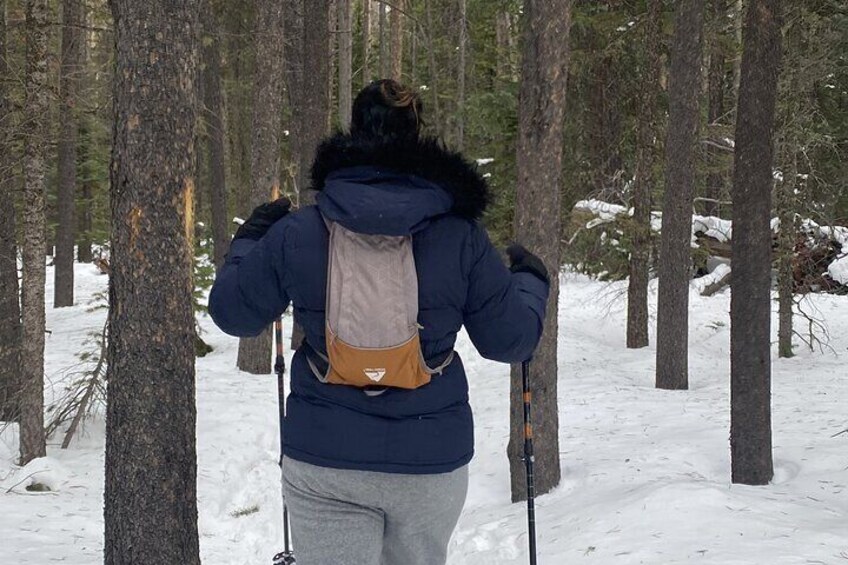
[1,263,847,564]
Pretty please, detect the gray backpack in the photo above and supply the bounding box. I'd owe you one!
[307,217,453,389]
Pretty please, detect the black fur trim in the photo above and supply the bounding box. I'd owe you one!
[310,133,491,220]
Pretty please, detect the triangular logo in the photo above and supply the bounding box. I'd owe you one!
[364,368,386,382]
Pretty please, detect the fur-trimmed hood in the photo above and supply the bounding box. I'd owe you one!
[310,133,491,221]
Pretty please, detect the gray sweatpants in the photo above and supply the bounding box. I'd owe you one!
[282,456,468,565]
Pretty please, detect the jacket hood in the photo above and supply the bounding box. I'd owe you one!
[311,133,491,235]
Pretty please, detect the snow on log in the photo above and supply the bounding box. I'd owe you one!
[828,255,848,285]
[693,263,732,296]
[571,199,847,293]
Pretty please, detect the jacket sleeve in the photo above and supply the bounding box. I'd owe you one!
[462,224,549,363]
[208,220,290,337]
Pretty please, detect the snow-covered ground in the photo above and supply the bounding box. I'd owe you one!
[1,263,847,564]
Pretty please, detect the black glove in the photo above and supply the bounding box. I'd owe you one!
[506,244,550,285]
[234,197,292,241]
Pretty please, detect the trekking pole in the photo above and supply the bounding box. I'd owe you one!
[522,359,537,565]
[272,317,296,565]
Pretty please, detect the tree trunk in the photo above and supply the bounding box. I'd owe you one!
[105,0,201,562]
[77,147,93,263]
[19,0,49,466]
[328,0,337,126]
[362,0,372,85]
[338,0,352,129]
[655,0,704,391]
[77,5,95,264]
[201,4,230,272]
[389,0,403,80]
[379,1,387,77]
[291,0,330,349]
[508,0,572,502]
[495,10,511,80]
[424,0,441,132]
[226,7,253,217]
[0,0,22,423]
[730,0,780,486]
[587,40,624,198]
[626,0,662,350]
[705,0,728,218]
[732,0,743,103]
[298,0,330,202]
[55,0,83,308]
[456,0,467,149]
[776,152,795,358]
[284,0,304,194]
[237,0,286,375]
[410,13,417,85]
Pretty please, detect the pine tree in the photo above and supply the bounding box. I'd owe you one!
[0,0,21,423]
[54,0,84,308]
[104,0,202,562]
[298,0,331,202]
[201,1,230,271]
[508,0,573,502]
[236,0,286,375]
[730,0,781,486]
[338,0,353,129]
[390,0,403,80]
[362,0,372,85]
[655,0,704,390]
[20,0,50,465]
[379,1,388,77]
[626,0,663,350]
[705,0,730,218]
[456,0,467,149]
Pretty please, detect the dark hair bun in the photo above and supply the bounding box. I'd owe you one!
[350,79,423,141]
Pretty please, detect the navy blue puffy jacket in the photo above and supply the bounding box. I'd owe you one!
[209,134,549,474]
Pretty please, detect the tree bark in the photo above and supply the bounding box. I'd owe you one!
[655,0,704,391]
[424,0,441,131]
[77,134,93,263]
[389,0,403,80]
[225,6,253,217]
[732,0,743,103]
[328,0,337,126]
[55,0,83,308]
[105,0,201,562]
[362,0,372,85]
[284,0,304,194]
[237,0,286,375]
[730,0,780,486]
[495,10,511,80]
[776,152,795,358]
[379,1,387,77]
[0,0,22,423]
[705,0,728,218]
[201,4,229,272]
[456,0,467,149]
[77,5,94,264]
[290,0,330,349]
[627,0,662,350]
[298,0,330,202]
[587,47,624,197]
[410,12,417,85]
[338,0,352,129]
[19,0,49,466]
[508,0,572,502]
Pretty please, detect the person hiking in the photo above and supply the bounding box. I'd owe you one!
[208,79,550,565]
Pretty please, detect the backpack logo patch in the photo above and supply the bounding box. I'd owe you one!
[364,368,387,382]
